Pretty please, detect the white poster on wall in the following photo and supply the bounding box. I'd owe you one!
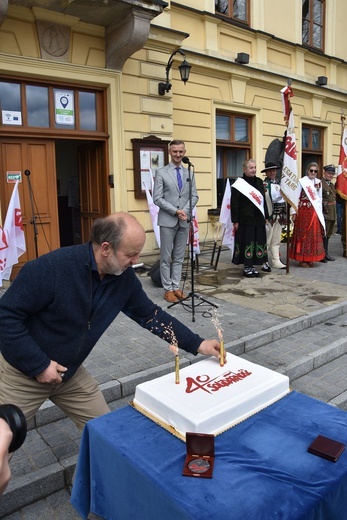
[2,111,22,125]
[54,90,75,126]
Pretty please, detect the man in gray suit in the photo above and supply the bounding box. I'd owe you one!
[153,140,199,303]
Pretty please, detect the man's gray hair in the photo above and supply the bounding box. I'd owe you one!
[169,139,185,148]
[90,216,126,251]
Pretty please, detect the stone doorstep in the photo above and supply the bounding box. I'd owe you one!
[2,301,347,517]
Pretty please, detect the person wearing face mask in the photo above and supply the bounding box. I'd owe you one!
[289,162,325,267]
[0,213,222,433]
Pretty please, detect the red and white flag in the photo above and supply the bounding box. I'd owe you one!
[219,179,234,254]
[336,125,347,201]
[143,181,160,248]
[280,89,300,212]
[0,181,26,283]
[0,226,9,286]
[189,211,200,258]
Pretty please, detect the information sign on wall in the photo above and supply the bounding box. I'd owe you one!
[54,90,75,125]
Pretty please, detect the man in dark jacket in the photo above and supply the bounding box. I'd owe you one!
[231,159,269,278]
[0,213,221,429]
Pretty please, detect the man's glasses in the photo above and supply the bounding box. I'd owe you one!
[309,169,318,173]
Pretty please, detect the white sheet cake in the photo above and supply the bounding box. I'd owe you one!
[133,354,290,439]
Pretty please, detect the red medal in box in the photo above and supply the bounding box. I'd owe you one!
[182,432,214,478]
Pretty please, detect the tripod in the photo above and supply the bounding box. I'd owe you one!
[168,157,218,322]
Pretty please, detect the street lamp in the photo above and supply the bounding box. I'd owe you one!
[158,49,191,96]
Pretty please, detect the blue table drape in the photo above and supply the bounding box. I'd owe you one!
[71,392,347,520]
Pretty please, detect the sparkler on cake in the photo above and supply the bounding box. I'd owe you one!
[169,344,180,384]
[146,311,180,384]
[211,309,226,367]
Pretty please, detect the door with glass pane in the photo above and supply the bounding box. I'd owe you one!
[0,138,60,278]
[78,142,108,242]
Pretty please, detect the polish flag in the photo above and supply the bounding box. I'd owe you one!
[0,226,9,286]
[336,125,347,200]
[189,211,200,258]
[143,181,160,248]
[219,179,234,254]
[0,181,26,282]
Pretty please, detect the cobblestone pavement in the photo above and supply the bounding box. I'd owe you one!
[1,235,346,518]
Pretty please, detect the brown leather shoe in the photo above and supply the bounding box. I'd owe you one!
[174,289,187,299]
[299,262,309,268]
[164,290,179,303]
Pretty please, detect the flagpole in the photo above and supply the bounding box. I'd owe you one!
[284,81,292,275]
[280,79,299,275]
[340,113,347,257]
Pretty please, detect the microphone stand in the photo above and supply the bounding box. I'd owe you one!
[168,159,217,322]
[24,170,39,258]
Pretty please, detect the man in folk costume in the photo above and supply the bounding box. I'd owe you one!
[231,159,269,278]
[320,164,337,262]
[261,162,286,270]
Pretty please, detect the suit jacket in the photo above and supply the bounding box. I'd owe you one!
[153,163,199,228]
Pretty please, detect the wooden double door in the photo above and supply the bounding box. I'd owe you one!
[0,137,108,278]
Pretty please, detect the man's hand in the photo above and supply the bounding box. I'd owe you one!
[176,209,187,221]
[197,339,226,364]
[36,360,67,384]
[0,418,13,495]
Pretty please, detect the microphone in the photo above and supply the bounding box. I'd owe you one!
[24,170,31,176]
[182,156,194,167]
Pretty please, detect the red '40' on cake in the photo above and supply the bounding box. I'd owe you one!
[133,354,290,440]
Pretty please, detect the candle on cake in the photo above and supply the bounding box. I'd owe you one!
[169,345,180,384]
[165,323,180,384]
[211,309,225,367]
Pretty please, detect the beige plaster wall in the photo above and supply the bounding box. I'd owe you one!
[1,3,347,254]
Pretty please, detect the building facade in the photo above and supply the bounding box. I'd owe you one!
[0,0,345,272]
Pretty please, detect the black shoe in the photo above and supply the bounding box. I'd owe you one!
[243,268,255,278]
[252,268,260,277]
[262,263,271,272]
[320,258,328,263]
[325,254,335,261]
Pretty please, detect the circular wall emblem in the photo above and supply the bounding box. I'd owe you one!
[42,26,69,57]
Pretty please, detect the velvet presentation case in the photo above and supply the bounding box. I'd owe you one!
[182,432,215,478]
[308,434,345,462]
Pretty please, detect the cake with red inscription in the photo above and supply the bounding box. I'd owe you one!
[133,354,290,440]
